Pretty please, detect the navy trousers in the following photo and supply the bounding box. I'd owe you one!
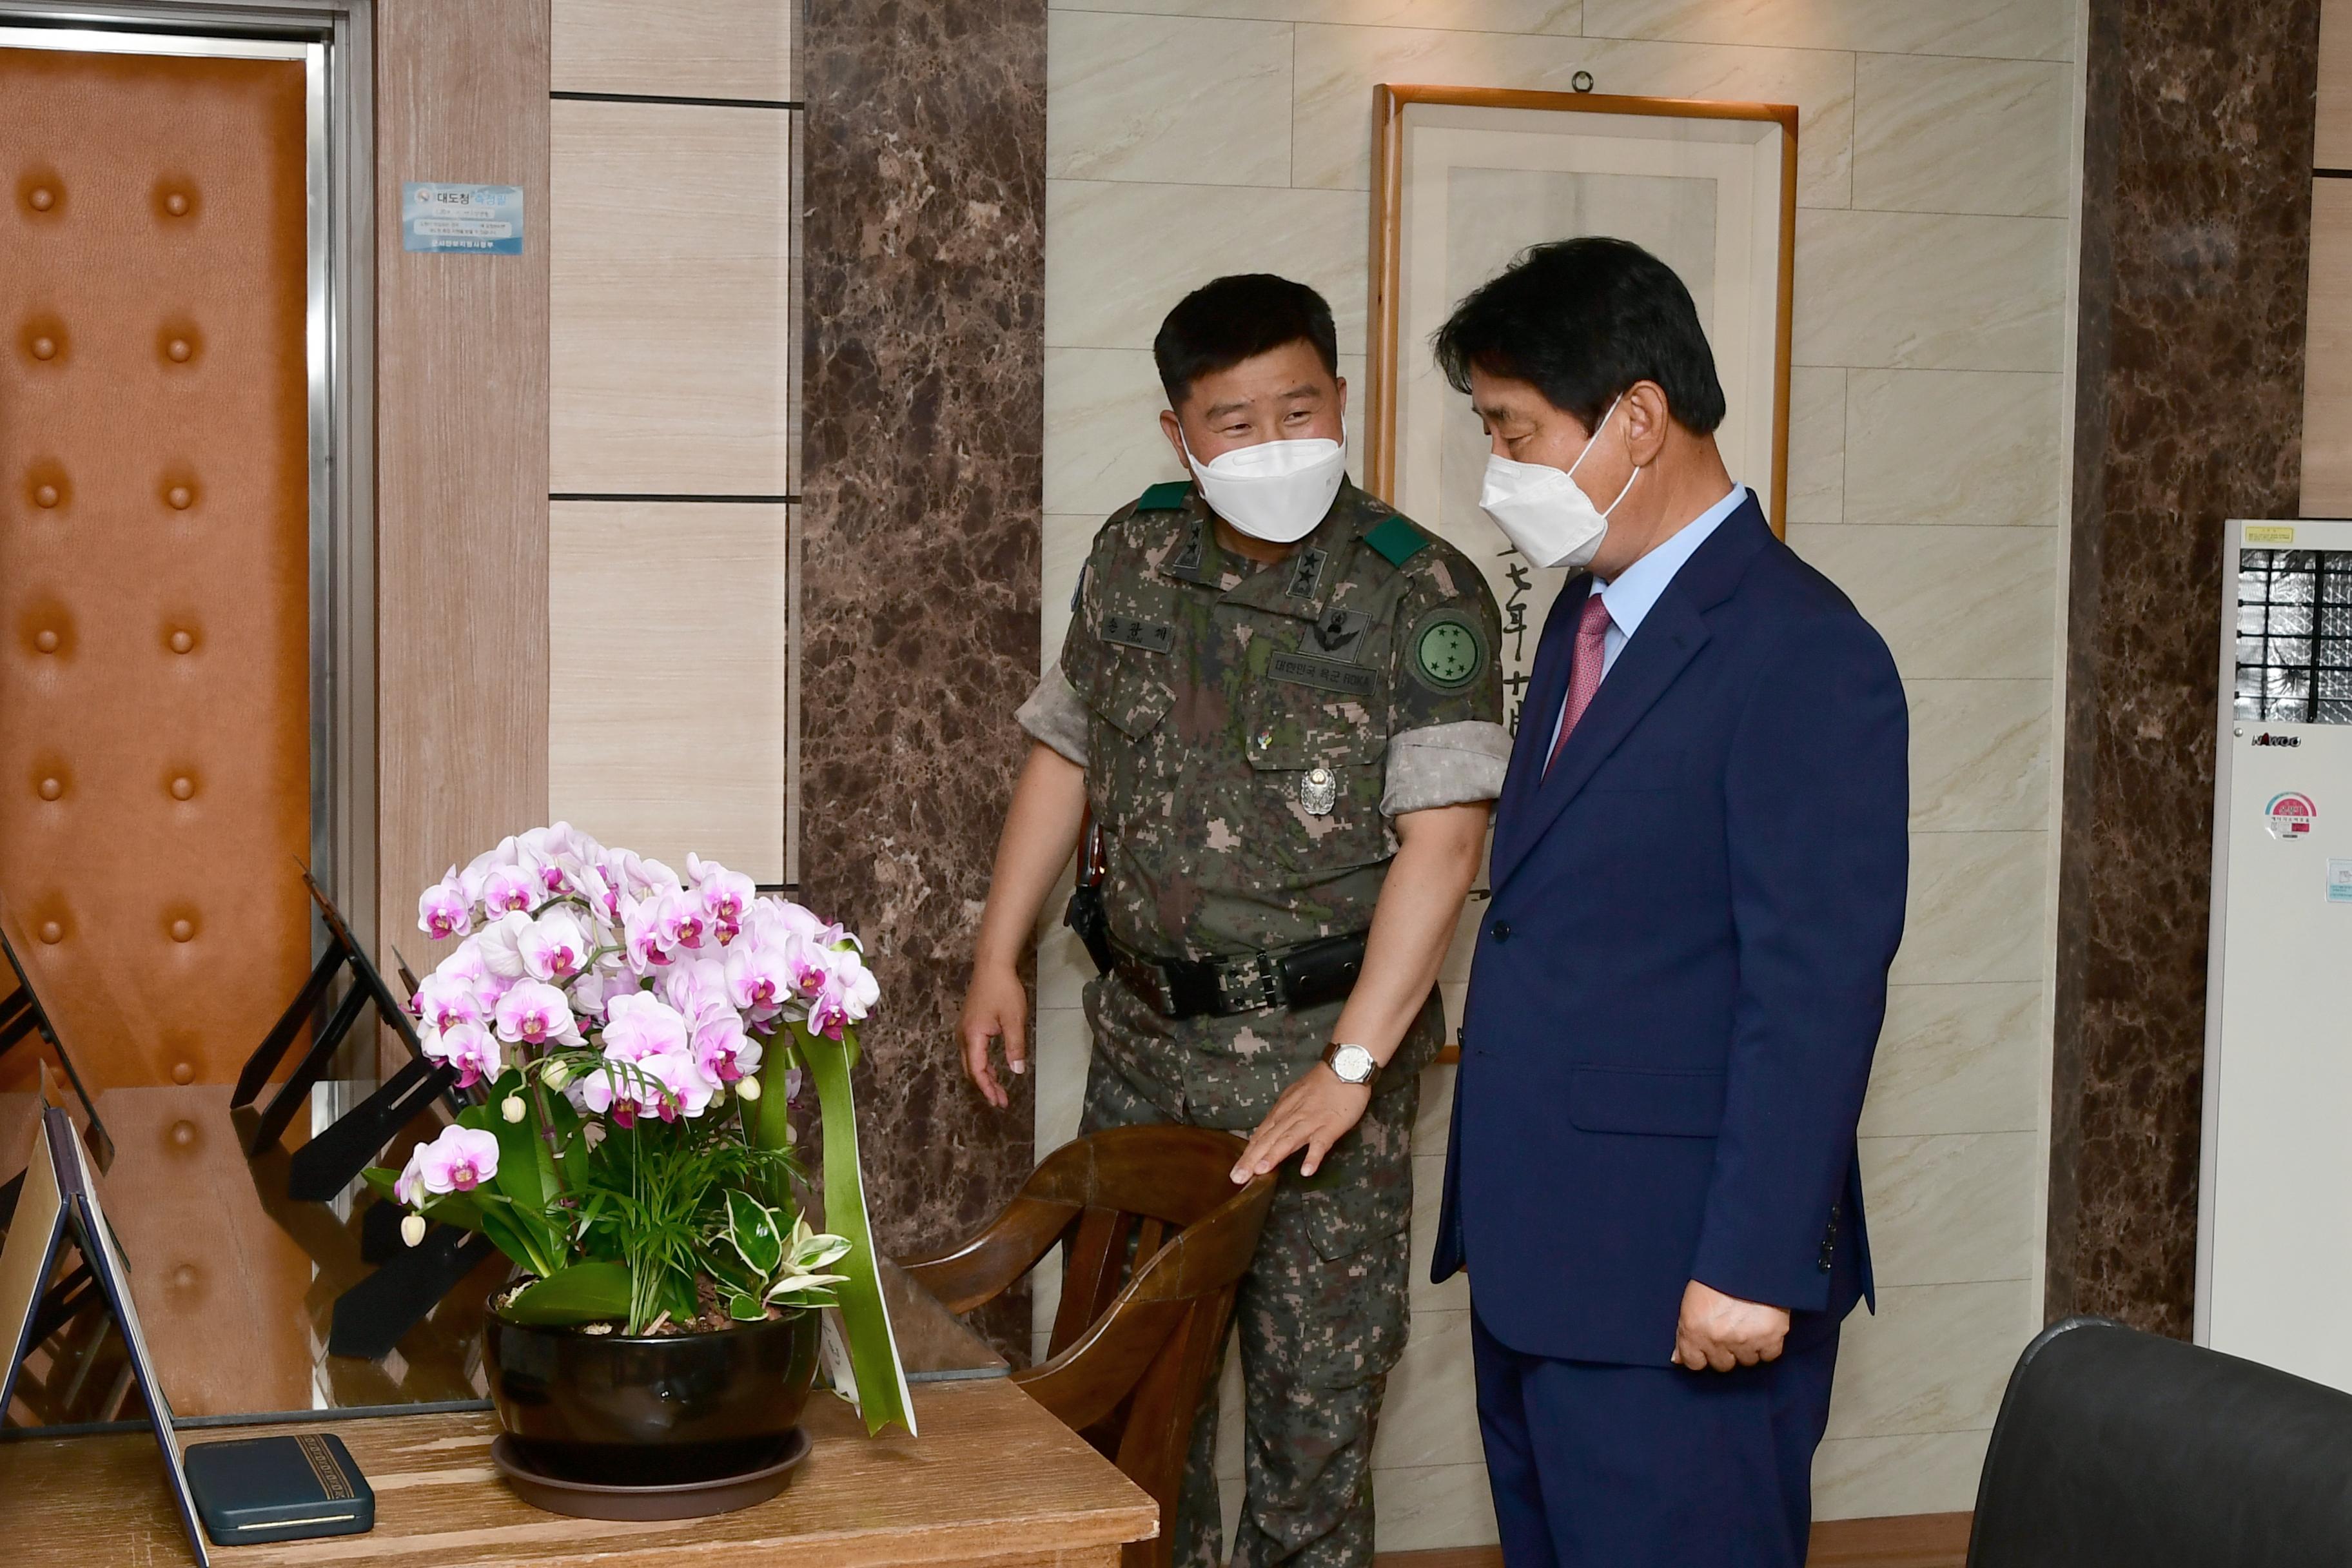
[1471,1304,1841,1567]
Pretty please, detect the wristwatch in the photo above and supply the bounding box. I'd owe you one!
[1322,1040,1382,1089]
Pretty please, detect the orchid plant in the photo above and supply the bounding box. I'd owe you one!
[363,824,912,1434]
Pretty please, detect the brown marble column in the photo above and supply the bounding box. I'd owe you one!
[2050,0,2322,1335]
[798,3,1046,1352]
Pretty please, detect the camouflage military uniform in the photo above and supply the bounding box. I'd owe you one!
[1018,477,1509,1567]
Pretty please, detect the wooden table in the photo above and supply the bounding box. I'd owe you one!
[1,1258,1156,1566]
[0,1376,1157,1567]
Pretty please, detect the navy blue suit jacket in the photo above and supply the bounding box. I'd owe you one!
[1435,496,1908,1366]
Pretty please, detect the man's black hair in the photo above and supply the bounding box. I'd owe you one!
[1432,237,1727,435]
[1153,273,1340,408]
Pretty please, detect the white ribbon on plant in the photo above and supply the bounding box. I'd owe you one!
[758,1023,914,1436]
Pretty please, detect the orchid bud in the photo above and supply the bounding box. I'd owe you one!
[543,1060,570,1090]
[400,1214,427,1248]
[737,1075,763,1102]
[502,1095,527,1123]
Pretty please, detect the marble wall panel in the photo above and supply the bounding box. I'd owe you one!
[1583,0,2073,59]
[1046,181,1370,353]
[1843,370,2066,529]
[2050,0,2322,1337]
[1852,54,2076,219]
[1861,982,2044,1139]
[1825,1279,2034,1439]
[1813,1428,1992,1521]
[1787,525,2058,680]
[1047,11,1293,187]
[1289,24,1858,207]
[801,0,1046,1355]
[1892,832,2050,986]
[1784,366,1847,526]
[1859,1131,2041,1285]
[1905,681,2053,834]
[1794,210,2070,371]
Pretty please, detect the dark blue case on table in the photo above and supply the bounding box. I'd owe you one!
[184,1432,375,1545]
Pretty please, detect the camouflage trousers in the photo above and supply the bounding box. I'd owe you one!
[1079,972,1432,1568]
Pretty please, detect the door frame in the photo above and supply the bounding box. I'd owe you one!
[0,0,377,949]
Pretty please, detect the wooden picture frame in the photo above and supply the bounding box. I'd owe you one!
[1367,86,1798,737]
[1373,87,1787,522]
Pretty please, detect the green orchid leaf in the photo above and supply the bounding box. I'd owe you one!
[721,1188,785,1277]
[779,1024,915,1436]
[500,1261,632,1326]
[360,1166,400,1204]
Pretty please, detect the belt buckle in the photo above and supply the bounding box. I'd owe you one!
[1216,956,1282,1014]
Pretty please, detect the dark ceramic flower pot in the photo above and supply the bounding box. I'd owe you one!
[484,1306,819,1486]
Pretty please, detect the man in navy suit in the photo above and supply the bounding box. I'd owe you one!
[1430,239,1910,1565]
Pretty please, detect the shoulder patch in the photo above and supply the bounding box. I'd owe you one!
[1407,606,1488,693]
[1136,480,1193,513]
[1364,514,1431,569]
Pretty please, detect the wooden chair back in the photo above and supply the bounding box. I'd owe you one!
[901,1124,1279,1568]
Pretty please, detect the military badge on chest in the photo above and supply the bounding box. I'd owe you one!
[1299,765,1338,817]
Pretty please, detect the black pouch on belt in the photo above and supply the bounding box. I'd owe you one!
[1064,814,1115,975]
[1276,932,1369,1012]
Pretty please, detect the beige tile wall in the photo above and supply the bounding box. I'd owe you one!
[544,1,796,883]
[1040,0,2081,1544]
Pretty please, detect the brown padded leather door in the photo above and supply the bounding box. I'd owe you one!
[1,47,312,1095]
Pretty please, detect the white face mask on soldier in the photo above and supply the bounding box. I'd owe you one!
[1181,422,1348,545]
[1477,393,1641,570]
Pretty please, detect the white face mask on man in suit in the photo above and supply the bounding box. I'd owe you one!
[1477,392,1643,569]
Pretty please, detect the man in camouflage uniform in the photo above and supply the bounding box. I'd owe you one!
[960,275,1508,1567]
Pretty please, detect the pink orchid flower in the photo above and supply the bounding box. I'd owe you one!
[576,1049,714,1126]
[394,1124,500,1205]
[476,910,534,981]
[519,907,591,983]
[601,991,689,1064]
[413,972,485,1034]
[723,939,792,1022]
[691,1006,761,1084]
[687,856,756,941]
[422,1020,503,1090]
[457,838,520,905]
[653,888,709,952]
[494,980,584,1048]
[480,864,542,917]
[417,871,472,941]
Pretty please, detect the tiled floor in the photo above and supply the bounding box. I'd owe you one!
[1373,1511,1974,1568]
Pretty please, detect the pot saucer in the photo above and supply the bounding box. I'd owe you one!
[491,1427,812,1521]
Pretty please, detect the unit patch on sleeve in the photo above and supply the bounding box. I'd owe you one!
[1409,607,1486,692]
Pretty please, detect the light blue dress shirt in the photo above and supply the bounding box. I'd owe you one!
[1547,484,1747,759]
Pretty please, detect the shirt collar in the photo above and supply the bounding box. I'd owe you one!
[1592,484,1747,640]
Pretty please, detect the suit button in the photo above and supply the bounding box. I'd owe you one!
[1491,921,1513,943]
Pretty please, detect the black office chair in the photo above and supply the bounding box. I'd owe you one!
[1968,1315,2352,1566]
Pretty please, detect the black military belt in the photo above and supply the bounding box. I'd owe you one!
[1113,932,1369,1021]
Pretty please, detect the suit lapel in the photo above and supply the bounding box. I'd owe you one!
[1489,593,1710,891]
[1488,498,1775,894]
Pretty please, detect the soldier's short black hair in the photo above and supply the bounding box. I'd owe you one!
[1153,274,1340,409]
[1432,237,1727,436]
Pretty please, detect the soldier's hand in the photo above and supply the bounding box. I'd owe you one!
[959,963,1029,1110]
[1231,1064,1371,1182]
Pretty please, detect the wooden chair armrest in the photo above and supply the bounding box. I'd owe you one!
[899,1194,1081,1314]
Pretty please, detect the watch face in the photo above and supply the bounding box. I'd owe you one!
[1330,1043,1375,1082]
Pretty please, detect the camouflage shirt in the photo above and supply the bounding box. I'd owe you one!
[1021,478,1509,963]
